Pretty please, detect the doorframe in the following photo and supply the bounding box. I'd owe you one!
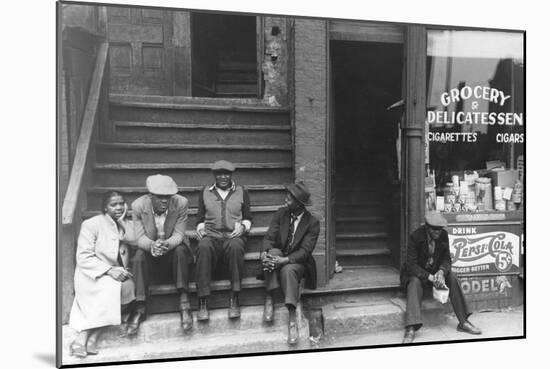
[326,22,426,276]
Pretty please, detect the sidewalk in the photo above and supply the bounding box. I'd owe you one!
[318,306,524,349]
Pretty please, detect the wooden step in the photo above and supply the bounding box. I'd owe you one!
[216,82,258,94]
[336,247,394,267]
[112,121,291,145]
[335,232,391,251]
[147,277,267,313]
[95,142,292,164]
[92,162,293,187]
[335,216,388,234]
[84,206,281,229]
[109,97,289,126]
[335,202,387,217]
[87,184,287,209]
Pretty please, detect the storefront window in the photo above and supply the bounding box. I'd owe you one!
[425,30,524,213]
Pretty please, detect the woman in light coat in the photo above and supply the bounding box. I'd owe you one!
[69,192,136,358]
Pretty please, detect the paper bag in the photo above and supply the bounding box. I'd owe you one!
[432,285,449,304]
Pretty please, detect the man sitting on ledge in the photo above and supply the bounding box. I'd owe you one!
[401,211,482,344]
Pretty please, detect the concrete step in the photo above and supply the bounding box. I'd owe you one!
[95,142,292,164]
[112,121,291,145]
[322,296,447,337]
[92,162,293,187]
[109,96,289,126]
[87,184,287,209]
[61,305,310,366]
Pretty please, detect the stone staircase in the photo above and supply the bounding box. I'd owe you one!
[85,93,292,313]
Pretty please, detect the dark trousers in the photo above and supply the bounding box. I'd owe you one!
[195,236,245,297]
[131,245,192,312]
[405,271,471,329]
[264,248,304,308]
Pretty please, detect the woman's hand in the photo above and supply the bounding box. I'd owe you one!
[107,266,132,281]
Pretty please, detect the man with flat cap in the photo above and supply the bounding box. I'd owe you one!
[195,160,252,320]
[401,211,482,344]
[260,181,320,345]
[130,174,193,335]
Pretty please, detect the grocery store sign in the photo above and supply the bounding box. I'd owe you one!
[427,85,524,144]
[449,226,520,275]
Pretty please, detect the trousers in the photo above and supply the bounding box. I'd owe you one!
[195,236,245,297]
[131,245,192,310]
[404,271,471,329]
[263,248,304,308]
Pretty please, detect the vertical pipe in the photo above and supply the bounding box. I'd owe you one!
[403,26,427,263]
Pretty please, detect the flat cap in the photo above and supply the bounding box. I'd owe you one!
[146,174,178,195]
[211,160,235,172]
[425,211,448,228]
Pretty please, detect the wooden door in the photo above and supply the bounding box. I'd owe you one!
[106,6,174,95]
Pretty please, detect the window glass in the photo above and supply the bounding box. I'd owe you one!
[425,30,524,213]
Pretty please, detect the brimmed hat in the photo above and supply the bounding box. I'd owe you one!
[146,174,178,195]
[211,160,235,172]
[425,211,448,228]
[286,181,312,206]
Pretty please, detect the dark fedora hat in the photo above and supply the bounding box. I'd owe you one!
[286,181,312,206]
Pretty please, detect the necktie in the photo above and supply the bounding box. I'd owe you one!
[283,214,298,255]
[426,238,435,269]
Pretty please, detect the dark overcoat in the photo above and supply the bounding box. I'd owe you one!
[261,207,320,289]
[401,225,452,286]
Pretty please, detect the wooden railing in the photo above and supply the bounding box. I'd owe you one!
[60,41,109,324]
[61,42,109,225]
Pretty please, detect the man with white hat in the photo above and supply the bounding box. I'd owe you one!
[130,174,193,334]
[401,211,482,344]
[260,181,320,345]
[195,160,252,321]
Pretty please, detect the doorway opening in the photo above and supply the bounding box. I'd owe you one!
[191,13,259,98]
[331,40,403,271]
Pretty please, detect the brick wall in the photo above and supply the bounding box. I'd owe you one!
[293,19,328,286]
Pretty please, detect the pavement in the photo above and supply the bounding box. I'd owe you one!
[318,306,524,349]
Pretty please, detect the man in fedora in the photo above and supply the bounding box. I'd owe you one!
[195,160,252,321]
[260,181,320,345]
[130,174,193,334]
[401,211,482,344]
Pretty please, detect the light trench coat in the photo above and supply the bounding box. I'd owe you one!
[69,214,134,331]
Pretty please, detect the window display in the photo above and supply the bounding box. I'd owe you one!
[425,30,524,213]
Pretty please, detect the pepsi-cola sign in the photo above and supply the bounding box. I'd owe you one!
[449,225,521,275]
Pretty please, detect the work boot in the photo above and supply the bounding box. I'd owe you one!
[126,311,145,336]
[197,298,209,321]
[228,296,241,319]
[180,308,193,332]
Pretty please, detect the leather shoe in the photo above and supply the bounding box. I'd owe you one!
[86,338,98,355]
[197,298,209,321]
[180,308,193,332]
[69,341,87,358]
[263,298,274,323]
[287,321,298,345]
[402,327,416,344]
[228,297,241,319]
[119,311,132,337]
[457,321,482,335]
[126,311,145,336]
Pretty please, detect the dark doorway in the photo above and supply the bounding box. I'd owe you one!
[191,13,259,98]
[331,40,403,269]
